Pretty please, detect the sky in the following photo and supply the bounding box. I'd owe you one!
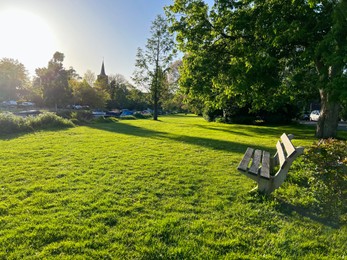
[0,0,177,83]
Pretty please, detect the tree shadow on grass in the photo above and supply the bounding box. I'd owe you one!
[245,191,342,229]
[0,127,74,141]
[275,199,343,229]
[87,121,271,154]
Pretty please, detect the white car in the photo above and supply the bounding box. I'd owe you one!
[310,110,320,121]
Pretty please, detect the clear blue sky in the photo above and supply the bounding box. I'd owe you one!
[0,0,176,83]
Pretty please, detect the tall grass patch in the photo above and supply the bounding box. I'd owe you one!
[0,112,74,135]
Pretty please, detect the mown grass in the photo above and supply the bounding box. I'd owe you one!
[0,114,346,259]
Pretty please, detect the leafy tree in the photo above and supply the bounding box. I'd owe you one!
[0,58,29,101]
[69,79,105,108]
[166,0,347,138]
[107,74,130,109]
[83,70,96,88]
[127,84,150,111]
[161,60,185,112]
[34,52,73,109]
[133,15,176,120]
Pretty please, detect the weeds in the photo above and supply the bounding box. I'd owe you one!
[0,112,74,135]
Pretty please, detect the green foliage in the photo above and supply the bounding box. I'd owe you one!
[119,115,136,120]
[202,106,222,122]
[93,116,118,124]
[0,112,29,134]
[0,58,29,100]
[166,0,347,137]
[133,113,152,119]
[0,115,346,258]
[34,52,73,109]
[281,139,347,222]
[28,112,74,129]
[0,112,74,135]
[133,15,176,120]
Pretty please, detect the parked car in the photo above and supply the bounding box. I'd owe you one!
[310,110,320,121]
[301,111,310,121]
[105,111,120,117]
[120,109,133,117]
[92,110,106,117]
[72,105,83,110]
[1,100,17,107]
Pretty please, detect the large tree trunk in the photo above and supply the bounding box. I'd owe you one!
[316,89,340,139]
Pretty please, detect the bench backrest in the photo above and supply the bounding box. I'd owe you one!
[274,133,297,169]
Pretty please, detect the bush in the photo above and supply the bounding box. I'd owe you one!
[0,112,74,135]
[229,115,256,124]
[0,113,30,134]
[278,139,347,223]
[133,113,152,119]
[93,116,118,123]
[28,112,74,129]
[202,107,223,122]
[56,110,94,124]
[119,115,136,120]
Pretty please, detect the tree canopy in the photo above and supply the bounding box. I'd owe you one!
[34,52,74,109]
[133,15,176,120]
[0,58,29,101]
[166,0,347,138]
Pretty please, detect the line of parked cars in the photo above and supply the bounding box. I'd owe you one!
[91,109,152,118]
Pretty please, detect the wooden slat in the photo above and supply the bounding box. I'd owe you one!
[281,133,296,157]
[237,147,254,172]
[249,149,262,175]
[260,151,270,179]
[276,141,286,168]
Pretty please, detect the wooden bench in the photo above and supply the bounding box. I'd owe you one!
[237,133,304,194]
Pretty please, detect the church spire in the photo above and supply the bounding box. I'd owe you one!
[97,59,108,87]
[100,60,106,76]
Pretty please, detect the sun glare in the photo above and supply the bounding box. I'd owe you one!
[0,9,58,75]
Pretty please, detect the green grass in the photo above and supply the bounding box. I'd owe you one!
[0,114,345,259]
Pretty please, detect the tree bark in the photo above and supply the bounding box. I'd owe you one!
[316,89,340,139]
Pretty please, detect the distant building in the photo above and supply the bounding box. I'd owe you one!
[96,60,108,89]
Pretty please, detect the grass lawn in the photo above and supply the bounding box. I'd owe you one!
[0,114,345,259]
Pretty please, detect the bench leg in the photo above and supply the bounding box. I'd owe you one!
[257,178,274,194]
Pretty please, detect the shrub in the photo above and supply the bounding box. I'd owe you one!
[0,113,30,134]
[202,107,223,122]
[0,112,74,135]
[71,111,94,124]
[56,110,94,124]
[133,113,152,119]
[27,112,74,129]
[93,116,118,123]
[279,139,347,223]
[119,115,136,120]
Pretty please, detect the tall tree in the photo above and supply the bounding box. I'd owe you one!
[133,15,176,120]
[166,0,347,138]
[69,79,105,108]
[0,58,29,101]
[83,70,96,88]
[107,74,130,109]
[34,52,73,109]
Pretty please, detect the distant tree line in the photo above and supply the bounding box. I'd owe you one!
[0,51,184,113]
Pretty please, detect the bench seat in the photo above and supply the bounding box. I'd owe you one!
[237,133,304,194]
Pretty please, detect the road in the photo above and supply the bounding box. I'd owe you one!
[299,120,347,131]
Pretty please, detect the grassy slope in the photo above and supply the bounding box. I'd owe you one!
[0,115,345,259]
